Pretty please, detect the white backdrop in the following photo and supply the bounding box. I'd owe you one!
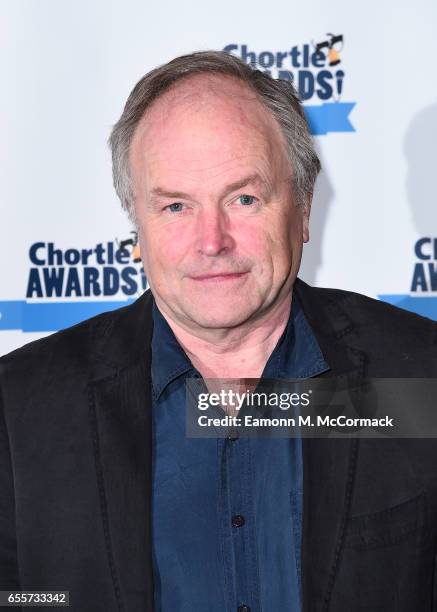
[1,0,437,354]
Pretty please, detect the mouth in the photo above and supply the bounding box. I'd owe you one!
[188,272,248,282]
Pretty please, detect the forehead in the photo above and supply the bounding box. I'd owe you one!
[129,74,289,186]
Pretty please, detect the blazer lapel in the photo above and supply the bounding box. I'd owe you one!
[294,279,366,612]
[87,291,155,612]
[301,436,359,612]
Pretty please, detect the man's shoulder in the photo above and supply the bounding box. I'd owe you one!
[0,292,152,379]
[318,283,434,336]
[0,314,104,394]
[2,308,106,364]
[296,279,437,361]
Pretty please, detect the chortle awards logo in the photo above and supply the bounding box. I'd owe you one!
[379,237,437,321]
[0,233,147,333]
[223,34,355,136]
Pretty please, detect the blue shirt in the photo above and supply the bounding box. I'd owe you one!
[151,295,329,611]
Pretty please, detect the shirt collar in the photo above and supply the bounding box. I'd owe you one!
[151,300,194,401]
[262,294,330,380]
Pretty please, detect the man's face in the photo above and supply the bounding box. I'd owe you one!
[129,74,310,332]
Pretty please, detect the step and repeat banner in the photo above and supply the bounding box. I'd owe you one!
[1,0,436,354]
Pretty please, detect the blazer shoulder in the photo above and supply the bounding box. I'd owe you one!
[0,289,154,390]
[0,304,125,380]
[295,279,437,351]
[296,279,437,350]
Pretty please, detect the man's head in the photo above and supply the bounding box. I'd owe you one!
[109,51,320,333]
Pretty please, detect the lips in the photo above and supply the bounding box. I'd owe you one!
[189,272,248,281]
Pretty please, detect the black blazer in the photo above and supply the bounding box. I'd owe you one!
[1,278,437,611]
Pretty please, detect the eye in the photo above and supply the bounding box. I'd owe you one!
[165,202,185,213]
[238,194,257,206]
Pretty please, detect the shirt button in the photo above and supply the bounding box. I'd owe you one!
[238,605,251,612]
[232,514,245,528]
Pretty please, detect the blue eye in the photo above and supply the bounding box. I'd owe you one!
[167,202,184,212]
[238,194,256,206]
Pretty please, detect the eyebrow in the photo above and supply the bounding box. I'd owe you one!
[149,173,270,202]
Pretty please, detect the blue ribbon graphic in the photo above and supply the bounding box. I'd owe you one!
[0,300,136,333]
[304,102,356,135]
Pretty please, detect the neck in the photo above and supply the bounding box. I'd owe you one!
[159,292,293,380]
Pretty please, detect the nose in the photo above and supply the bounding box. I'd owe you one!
[195,207,235,256]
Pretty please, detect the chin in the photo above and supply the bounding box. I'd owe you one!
[184,304,256,330]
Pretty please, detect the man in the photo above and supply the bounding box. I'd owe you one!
[1,51,437,612]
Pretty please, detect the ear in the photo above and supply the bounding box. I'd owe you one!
[302,193,312,243]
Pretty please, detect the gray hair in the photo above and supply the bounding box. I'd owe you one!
[109,50,321,224]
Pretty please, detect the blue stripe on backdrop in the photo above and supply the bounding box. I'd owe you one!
[1,294,435,335]
[0,300,136,333]
[379,295,437,321]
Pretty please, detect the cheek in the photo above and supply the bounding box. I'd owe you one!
[234,223,269,258]
[139,219,191,272]
[237,217,294,261]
